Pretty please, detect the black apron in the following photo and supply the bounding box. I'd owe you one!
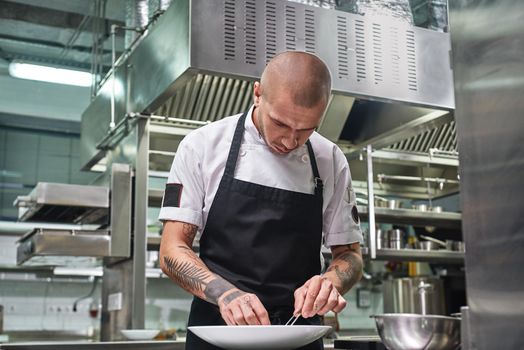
[186,111,325,350]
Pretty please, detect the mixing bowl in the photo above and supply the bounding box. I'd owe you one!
[371,314,460,350]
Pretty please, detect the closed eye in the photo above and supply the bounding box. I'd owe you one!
[271,117,287,128]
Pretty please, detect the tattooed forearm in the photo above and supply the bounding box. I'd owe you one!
[204,278,238,304]
[182,223,197,242]
[163,256,210,293]
[220,290,244,306]
[326,250,363,294]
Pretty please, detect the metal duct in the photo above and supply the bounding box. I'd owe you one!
[125,0,149,49]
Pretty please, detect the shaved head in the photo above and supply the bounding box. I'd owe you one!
[259,51,332,108]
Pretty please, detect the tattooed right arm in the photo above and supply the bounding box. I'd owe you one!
[160,220,270,325]
[159,221,240,305]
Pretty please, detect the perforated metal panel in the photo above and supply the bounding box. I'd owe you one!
[190,0,454,109]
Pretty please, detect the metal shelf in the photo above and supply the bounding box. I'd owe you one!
[362,247,464,264]
[357,206,462,229]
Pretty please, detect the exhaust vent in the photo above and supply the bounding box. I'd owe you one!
[265,1,277,63]
[372,23,383,85]
[224,0,236,61]
[390,26,401,86]
[285,5,297,50]
[406,29,417,91]
[336,15,349,80]
[355,19,366,82]
[245,1,257,65]
[304,9,316,53]
[388,120,457,153]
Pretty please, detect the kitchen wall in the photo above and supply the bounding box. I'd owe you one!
[0,274,383,336]
[0,231,383,336]
[0,126,98,220]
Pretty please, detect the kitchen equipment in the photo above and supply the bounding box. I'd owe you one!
[388,229,405,249]
[386,199,402,209]
[188,325,331,350]
[14,182,109,224]
[376,229,389,249]
[120,329,160,340]
[451,241,465,252]
[371,314,461,350]
[285,314,301,326]
[420,235,447,247]
[375,197,403,209]
[383,277,446,315]
[420,235,465,252]
[374,196,389,208]
[415,241,440,251]
[431,206,443,213]
[412,204,429,211]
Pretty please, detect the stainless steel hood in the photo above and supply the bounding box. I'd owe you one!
[81,0,455,170]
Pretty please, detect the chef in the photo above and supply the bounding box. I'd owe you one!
[159,51,363,350]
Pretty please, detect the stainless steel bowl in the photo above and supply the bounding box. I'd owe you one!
[371,314,460,350]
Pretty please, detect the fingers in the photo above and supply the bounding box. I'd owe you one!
[316,288,339,315]
[293,285,307,316]
[294,275,349,318]
[219,292,270,326]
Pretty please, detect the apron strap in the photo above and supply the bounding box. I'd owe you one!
[223,110,249,177]
[306,140,324,197]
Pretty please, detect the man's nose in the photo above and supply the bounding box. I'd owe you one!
[282,136,298,150]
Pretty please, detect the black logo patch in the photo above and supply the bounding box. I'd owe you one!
[162,183,183,207]
[351,205,360,224]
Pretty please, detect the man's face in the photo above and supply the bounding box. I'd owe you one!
[253,82,326,155]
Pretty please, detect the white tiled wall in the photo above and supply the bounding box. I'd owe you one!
[0,274,382,334]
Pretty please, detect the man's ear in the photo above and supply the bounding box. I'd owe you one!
[253,81,262,107]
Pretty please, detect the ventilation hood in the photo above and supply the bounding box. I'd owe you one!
[81,0,454,169]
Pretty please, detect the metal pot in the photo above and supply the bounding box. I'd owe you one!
[376,229,389,249]
[388,229,405,249]
[415,241,441,251]
[371,314,461,350]
[386,199,402,209]
[383,277,446,315]
[412,204,429,211]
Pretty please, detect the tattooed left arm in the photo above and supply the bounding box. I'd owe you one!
[325,243,363,294]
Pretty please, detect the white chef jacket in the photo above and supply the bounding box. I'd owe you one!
[159,105,363,248]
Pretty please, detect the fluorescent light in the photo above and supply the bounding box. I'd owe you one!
[8,61,92,87]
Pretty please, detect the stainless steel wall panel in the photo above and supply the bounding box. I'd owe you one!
[449,0,524,349]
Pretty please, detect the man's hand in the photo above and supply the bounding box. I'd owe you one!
[293,243,362,318]
[217,288,270,326]
[293,275,347,318]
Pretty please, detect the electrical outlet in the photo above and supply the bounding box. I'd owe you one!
[357,288,372,308]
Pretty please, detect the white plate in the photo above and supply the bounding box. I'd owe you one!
[188,325,331,349]
[121,329,160,340]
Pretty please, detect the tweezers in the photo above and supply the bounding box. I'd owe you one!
[285,314,301,326]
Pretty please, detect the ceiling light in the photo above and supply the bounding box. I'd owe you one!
[8,61,92,87]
